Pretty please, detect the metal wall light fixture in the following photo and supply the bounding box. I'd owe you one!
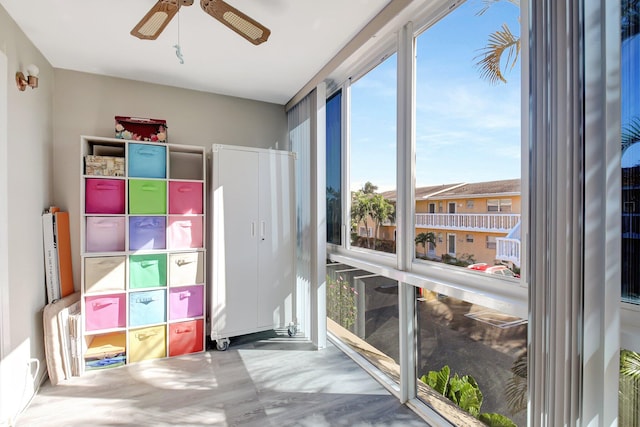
[16,64,39,91]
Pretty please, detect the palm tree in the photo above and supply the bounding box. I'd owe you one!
[351,190,373,248]
[474,0,521,85]
[415,232,436,257]
[370,194,395,249]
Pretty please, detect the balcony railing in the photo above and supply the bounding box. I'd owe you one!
[495,237,521,267]
[414,213,521,232]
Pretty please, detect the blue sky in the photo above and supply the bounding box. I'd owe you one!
[349,0,521,191]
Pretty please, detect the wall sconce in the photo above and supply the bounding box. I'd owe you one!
[16,64,39,91]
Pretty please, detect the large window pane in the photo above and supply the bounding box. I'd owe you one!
[413,0,521,277]
[411,1,524,424]
[350,54,397,254]
[326,261,399,379]
[327,90,342,246]
[622,0,640,305]
[620,2,640,424]
[416,291,527,426]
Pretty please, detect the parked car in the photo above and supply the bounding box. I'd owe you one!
[467,263,520,278]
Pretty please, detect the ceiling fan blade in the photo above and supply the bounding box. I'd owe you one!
[200,0,270,45]
[131,0,187,40]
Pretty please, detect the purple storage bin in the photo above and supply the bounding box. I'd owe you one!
[169,181,203,214]
[86,217,126,252]
[85,293,126,331]
[168,285,204,320]
[129,216,166,251]
[85,178,125,214]
[167,216,203,249]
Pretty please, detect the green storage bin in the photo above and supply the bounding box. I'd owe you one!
[129,254,167,289]
[129,180,166,214]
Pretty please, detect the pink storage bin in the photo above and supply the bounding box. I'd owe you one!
[86,217,126,252]
[85,294,126,331]
[167,216,203,249]
[169,181,203,214]
[85,178,125,214]
[168,285,204,320]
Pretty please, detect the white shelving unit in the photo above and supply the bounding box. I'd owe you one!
[80,135,206,372]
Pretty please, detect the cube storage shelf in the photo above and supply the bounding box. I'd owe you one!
[80,136,206,372]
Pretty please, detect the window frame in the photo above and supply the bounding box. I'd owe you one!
[327,0,528,424]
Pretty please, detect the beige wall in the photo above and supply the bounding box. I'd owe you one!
[52,70,287,292]
[0,5,55,423]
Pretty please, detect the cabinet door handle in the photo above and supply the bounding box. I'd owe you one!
[177,187,192,193]
[260,221,266,241]
[251,221,256,238]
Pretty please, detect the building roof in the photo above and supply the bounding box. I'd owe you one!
[380,178,521,201]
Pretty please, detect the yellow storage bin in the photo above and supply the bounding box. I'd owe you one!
[128,325,166,363]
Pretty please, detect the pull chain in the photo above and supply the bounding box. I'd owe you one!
[173,9,184,64]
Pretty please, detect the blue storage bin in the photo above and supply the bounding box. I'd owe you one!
[129,216,166,250]
[129,289,166,327]
[128,143,166,178]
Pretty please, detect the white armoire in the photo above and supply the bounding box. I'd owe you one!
[210,144,296,350]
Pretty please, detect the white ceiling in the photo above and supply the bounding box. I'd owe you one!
[1,0,390,105]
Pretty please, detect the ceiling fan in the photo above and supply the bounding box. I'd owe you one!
[131,0,270,45]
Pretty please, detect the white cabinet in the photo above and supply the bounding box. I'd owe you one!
[210,144,296,349]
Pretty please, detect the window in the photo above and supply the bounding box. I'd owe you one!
[623,201,636,213]
[412,1,523,423]
[622,0,640,305]
[620,0,640,422]
[487,199,512,212]
[326,90,342,246]
[359,226,373,237]
[325,0,523,424]
[349,54,397,255]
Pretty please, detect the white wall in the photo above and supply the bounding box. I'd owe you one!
[0,5,55,424]
[52,69,288,292]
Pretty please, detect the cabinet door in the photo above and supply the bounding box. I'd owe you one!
[257,152,295,328]
[212,148,259,336]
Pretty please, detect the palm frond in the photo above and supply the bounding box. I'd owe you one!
[622,117,640,152]
[475,23,521,85]
[621,349,640,381]
[622,0,640,40]
[505,351,528,415]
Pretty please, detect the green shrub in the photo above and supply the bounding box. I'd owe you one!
[420,365,516,426]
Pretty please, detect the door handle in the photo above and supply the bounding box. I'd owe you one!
[260,221,266,240]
